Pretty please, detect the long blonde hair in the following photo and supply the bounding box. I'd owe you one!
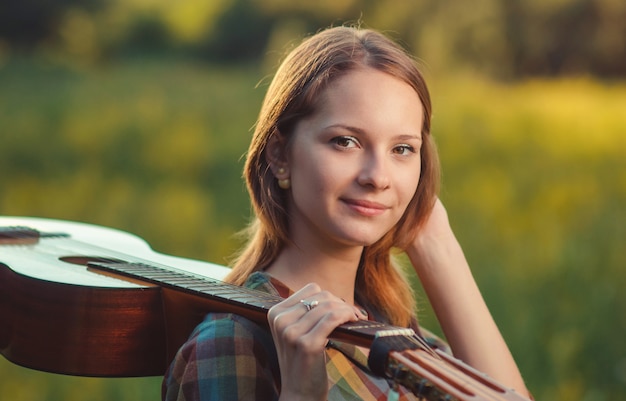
[226,26,440,327]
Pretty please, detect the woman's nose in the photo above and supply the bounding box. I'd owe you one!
[356,152,390,190]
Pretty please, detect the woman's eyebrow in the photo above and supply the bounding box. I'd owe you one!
[323,123,366,135]
[325,124,422,141]
[395,133,423,142]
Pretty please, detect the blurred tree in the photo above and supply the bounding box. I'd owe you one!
[0,0,103,49]
[117,14,172,56]
[2,0,625,77]
[195,0,275,62]
[252,0,626,78]
[503,0,626,77]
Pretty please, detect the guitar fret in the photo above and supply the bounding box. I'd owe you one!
[153,275,194,281]
[94,262,282,311]
[178,283,222,291]
[165,279,206,286]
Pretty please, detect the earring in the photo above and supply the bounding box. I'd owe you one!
[278,178,291,189]
[276,167,290,189]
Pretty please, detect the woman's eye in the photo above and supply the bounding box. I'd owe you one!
[393,144,416,156]
[332,136,359,148]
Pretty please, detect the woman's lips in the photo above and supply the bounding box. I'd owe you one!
[342,198,389,217]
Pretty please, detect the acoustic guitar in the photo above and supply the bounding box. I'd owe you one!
[0,217,529,400]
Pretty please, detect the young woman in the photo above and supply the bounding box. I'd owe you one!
[163,26,530,400]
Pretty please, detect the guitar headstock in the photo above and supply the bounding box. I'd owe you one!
[368,334,530,401]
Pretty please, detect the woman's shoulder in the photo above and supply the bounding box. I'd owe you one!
[244,270,290,296]
[178,270,281,355]
[164,312,280,400]
[187,311,273,350]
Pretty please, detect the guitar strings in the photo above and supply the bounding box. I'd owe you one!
[407,333,442,360]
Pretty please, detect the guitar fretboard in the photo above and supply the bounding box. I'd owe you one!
[89,261,415,346]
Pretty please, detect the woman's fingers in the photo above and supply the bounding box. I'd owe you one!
[268,283,366,348]
[268,283,364,400]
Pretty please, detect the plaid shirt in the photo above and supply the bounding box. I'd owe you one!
[162,272,449,401]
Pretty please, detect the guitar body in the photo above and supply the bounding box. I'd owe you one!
[0,217,230,377]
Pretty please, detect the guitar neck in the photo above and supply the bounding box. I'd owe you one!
[88,261,414,347]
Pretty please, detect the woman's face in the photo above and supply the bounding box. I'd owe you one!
[283,67,424,250]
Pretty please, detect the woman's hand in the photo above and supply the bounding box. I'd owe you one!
[409,197,456,265]
[406,197,464,281]
[267,283,366,401]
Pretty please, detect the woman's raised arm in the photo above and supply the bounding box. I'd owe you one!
[406,198,531,397]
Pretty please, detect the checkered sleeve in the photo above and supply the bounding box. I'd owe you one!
[163,313,280,401]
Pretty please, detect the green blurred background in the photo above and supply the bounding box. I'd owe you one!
[1,0,625,400]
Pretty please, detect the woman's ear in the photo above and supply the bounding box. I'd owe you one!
[266,134,290,179]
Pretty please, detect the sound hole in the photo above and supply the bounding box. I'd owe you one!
[59,256,125,266]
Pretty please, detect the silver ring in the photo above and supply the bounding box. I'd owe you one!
[300,299,319,312]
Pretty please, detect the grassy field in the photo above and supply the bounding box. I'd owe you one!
[1,58,625,400]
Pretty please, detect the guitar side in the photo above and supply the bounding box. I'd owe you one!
[0,216,230,377]
[0,262,167,376]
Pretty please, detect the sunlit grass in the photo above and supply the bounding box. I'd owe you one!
[0,358,162,401]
